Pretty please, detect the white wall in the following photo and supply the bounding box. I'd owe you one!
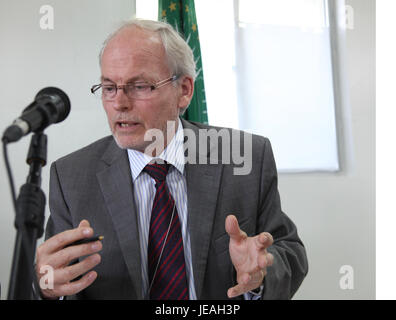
[284,0,375,299]
[0,0,375,300]
[0,0,135,299]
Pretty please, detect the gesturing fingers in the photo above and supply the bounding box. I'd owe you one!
[56,271,98,297]
[258,251,274,269]
[227,251,273,299]
[47,240,103,269]
[225,215,247,244]
[54,253,102,285]
[40,226,93,255]
[227,269,265,298]
[227,273,250,298]
[255,232,273,250]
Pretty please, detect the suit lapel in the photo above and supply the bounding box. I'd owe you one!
[182,119,223,299]
[96,140,143,299]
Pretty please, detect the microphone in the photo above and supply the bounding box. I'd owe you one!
[2,87,71,144]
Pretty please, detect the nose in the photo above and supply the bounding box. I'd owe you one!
[112,86,133,111]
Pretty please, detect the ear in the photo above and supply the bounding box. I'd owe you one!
[177,76,194,110]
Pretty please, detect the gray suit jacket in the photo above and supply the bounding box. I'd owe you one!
[45,118,308,299]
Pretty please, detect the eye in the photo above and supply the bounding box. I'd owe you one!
[102,85,116,93]
[130,83,150,91]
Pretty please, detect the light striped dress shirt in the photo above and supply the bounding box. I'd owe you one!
[127,118,197,300]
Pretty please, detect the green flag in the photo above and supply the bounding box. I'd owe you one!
[158,0,208,124]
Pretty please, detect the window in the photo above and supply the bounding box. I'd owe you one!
[136,0,340,172]
[233,0,339,172]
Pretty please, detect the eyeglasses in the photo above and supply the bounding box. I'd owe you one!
[90,75,179,101]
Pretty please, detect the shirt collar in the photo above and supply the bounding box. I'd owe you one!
[127,118,185,181]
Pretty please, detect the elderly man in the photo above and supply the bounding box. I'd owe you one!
[35,19,308,300]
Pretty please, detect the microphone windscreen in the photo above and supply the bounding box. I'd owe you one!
[35,87,71,123]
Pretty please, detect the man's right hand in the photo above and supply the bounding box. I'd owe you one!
[35,220,102,299]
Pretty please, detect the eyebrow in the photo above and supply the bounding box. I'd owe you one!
[100,73,149,84]
[101,77,114,83]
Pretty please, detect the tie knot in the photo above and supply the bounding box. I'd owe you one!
[144,161,169,182]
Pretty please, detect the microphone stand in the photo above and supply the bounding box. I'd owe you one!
[7,132,47,300]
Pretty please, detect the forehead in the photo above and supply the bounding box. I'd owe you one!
[100,27,170,81]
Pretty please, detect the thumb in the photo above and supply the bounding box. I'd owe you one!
[78,219,91,228]
[225,215,246,243]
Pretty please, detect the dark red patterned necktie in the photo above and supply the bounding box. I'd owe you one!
[144,162,189,300]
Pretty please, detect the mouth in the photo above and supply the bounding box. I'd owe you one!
[115,121,141,131]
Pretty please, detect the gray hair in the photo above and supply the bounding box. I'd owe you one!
[99,19,197,81]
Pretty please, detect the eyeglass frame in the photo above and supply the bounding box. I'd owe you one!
[90,75,180,101]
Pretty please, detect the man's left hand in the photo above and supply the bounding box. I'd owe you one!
[225,215,274,298]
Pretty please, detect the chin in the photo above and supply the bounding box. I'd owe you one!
[113,134,145,151]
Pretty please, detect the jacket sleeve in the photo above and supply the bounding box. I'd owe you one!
[45,161,74,241]
[258,138,309,299]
